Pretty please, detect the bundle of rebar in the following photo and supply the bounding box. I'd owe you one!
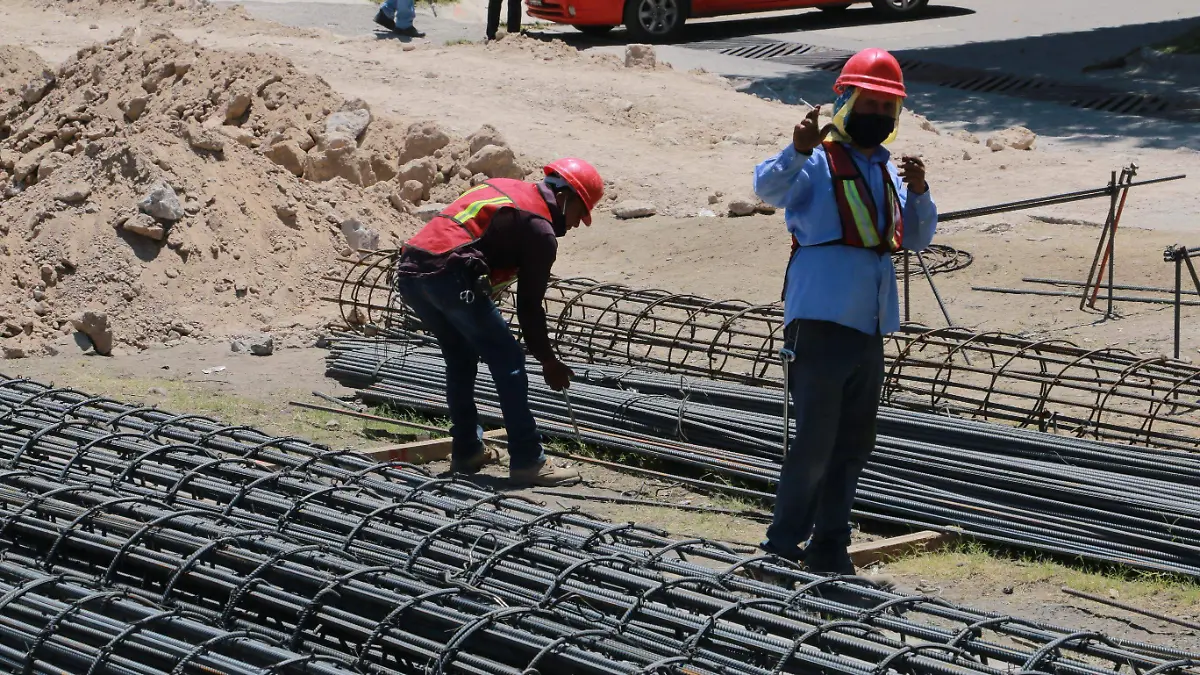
[328,253,1200,451]
[0,376,1195,673]
[326,342,1200,579]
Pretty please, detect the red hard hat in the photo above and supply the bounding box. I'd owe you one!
[834,48,906,98]
[544,157,603,225]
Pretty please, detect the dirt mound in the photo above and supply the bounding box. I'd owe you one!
[0,45,53,111]
[0,27,537,358]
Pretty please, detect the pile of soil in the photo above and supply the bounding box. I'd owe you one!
[0,26,537,357]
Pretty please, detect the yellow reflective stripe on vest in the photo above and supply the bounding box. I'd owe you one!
[842,182,883,249]
[452,195,513,224]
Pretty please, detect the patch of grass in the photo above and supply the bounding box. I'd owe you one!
[889,540,1200,606]
[1154,26,1200,55]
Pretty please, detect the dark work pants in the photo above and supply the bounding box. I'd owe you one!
[395,269,545,470]
[486,0,522,39]
[764,319,884,558]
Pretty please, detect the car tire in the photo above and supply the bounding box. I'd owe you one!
[819,3,853,11]
[623,0,688,43]
[575,24,616,35]
[870,0,929,15]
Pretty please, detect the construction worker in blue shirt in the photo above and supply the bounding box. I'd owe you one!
[752,47,938,577]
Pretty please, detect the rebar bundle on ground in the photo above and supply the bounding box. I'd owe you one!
[326,342,1200,579]
[329,252,1200,451]
[0,376,1195,673]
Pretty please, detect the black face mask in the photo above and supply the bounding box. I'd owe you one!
[845,113,895,148]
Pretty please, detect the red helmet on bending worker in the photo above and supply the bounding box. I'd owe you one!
[544,157,603,225]
[834,48,906,98]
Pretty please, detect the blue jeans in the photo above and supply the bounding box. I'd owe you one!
[764,319,884,557]
[395,270,546,470]
[380,0,415,29]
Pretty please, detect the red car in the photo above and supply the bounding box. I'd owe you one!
[525,0,929,43]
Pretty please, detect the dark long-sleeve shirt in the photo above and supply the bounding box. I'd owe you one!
[395,183,564,363]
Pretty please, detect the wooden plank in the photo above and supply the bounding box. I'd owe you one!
[357,429,507,464]
[848,531,952,567]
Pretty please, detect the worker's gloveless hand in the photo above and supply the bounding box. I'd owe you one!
[899,155,928,194]
[542,358,574,392]
[793,106,836,154]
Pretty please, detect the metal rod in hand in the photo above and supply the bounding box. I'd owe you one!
[779,347,795,459]
[903,251,911,323]
[916,251,954,329]
[562,388,584,445]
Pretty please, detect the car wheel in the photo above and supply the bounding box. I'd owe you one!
[870,0,928,15]
[575,24,616,35]
[623,0,688,43]
[819,3,853,11]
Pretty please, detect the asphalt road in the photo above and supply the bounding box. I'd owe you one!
[217,0,1200,146]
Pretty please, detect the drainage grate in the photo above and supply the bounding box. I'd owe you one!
[687,39,1200,123]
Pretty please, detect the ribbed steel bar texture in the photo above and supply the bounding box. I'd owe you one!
[0,376,1194,674]
[325,343,1200,579]
[328,253,1200,451]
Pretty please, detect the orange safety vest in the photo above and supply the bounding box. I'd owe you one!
[404,179,553,296]
[782,142,905,301]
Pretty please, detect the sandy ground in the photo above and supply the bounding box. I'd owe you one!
[1,0,1199,650]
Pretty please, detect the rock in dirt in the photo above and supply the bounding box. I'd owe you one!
[325,109,372,141]
[625,44,656,68]
[225,90,252,122]
[37,152,70,182]
[2,345,27,360]
[396,157,437,192]
[70,310,113,356]
[14,142,54,182]
[20,69,55,105]
[304,143,376,186]
[122,213,166,241]
[138,183,185,222]
[340,218,380,252]
[613,201,656,219]
[465,144,520,179]
[987,126,1037,152]
[950,130,980,144]
[415,203,445,223]
[250,336,274,356]
[728,199,756,217]
[264,140,305,177]
[467,124,508,155]
[55,182,92,204]
[185,124,226,154]
[399,121,450,164]
[399,180,424,203]
[121,96,148,122]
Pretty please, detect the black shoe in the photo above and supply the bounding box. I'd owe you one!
[803,545,855,576]
[393,25,425,38]
[759,540,804,564]
[373,10,396,30]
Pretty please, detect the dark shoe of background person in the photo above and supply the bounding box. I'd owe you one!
[373,10,396,30]
[393,25,426,38]
[448,446,506,475]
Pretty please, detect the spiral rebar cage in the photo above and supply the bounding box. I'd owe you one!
[0,376,1195,673]
[328,252,1200,451]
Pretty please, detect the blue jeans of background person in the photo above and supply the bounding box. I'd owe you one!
[764,319,884,559]
[395,270,546,470]
[380,0,415,30]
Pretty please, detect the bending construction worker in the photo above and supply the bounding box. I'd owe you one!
[394,158,604,487]
[752,48,938,576]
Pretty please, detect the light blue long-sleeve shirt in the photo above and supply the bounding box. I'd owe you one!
[754,143,938,336]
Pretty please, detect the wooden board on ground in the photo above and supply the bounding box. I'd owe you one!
[357,429,508,463]
[849,531,952,567]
